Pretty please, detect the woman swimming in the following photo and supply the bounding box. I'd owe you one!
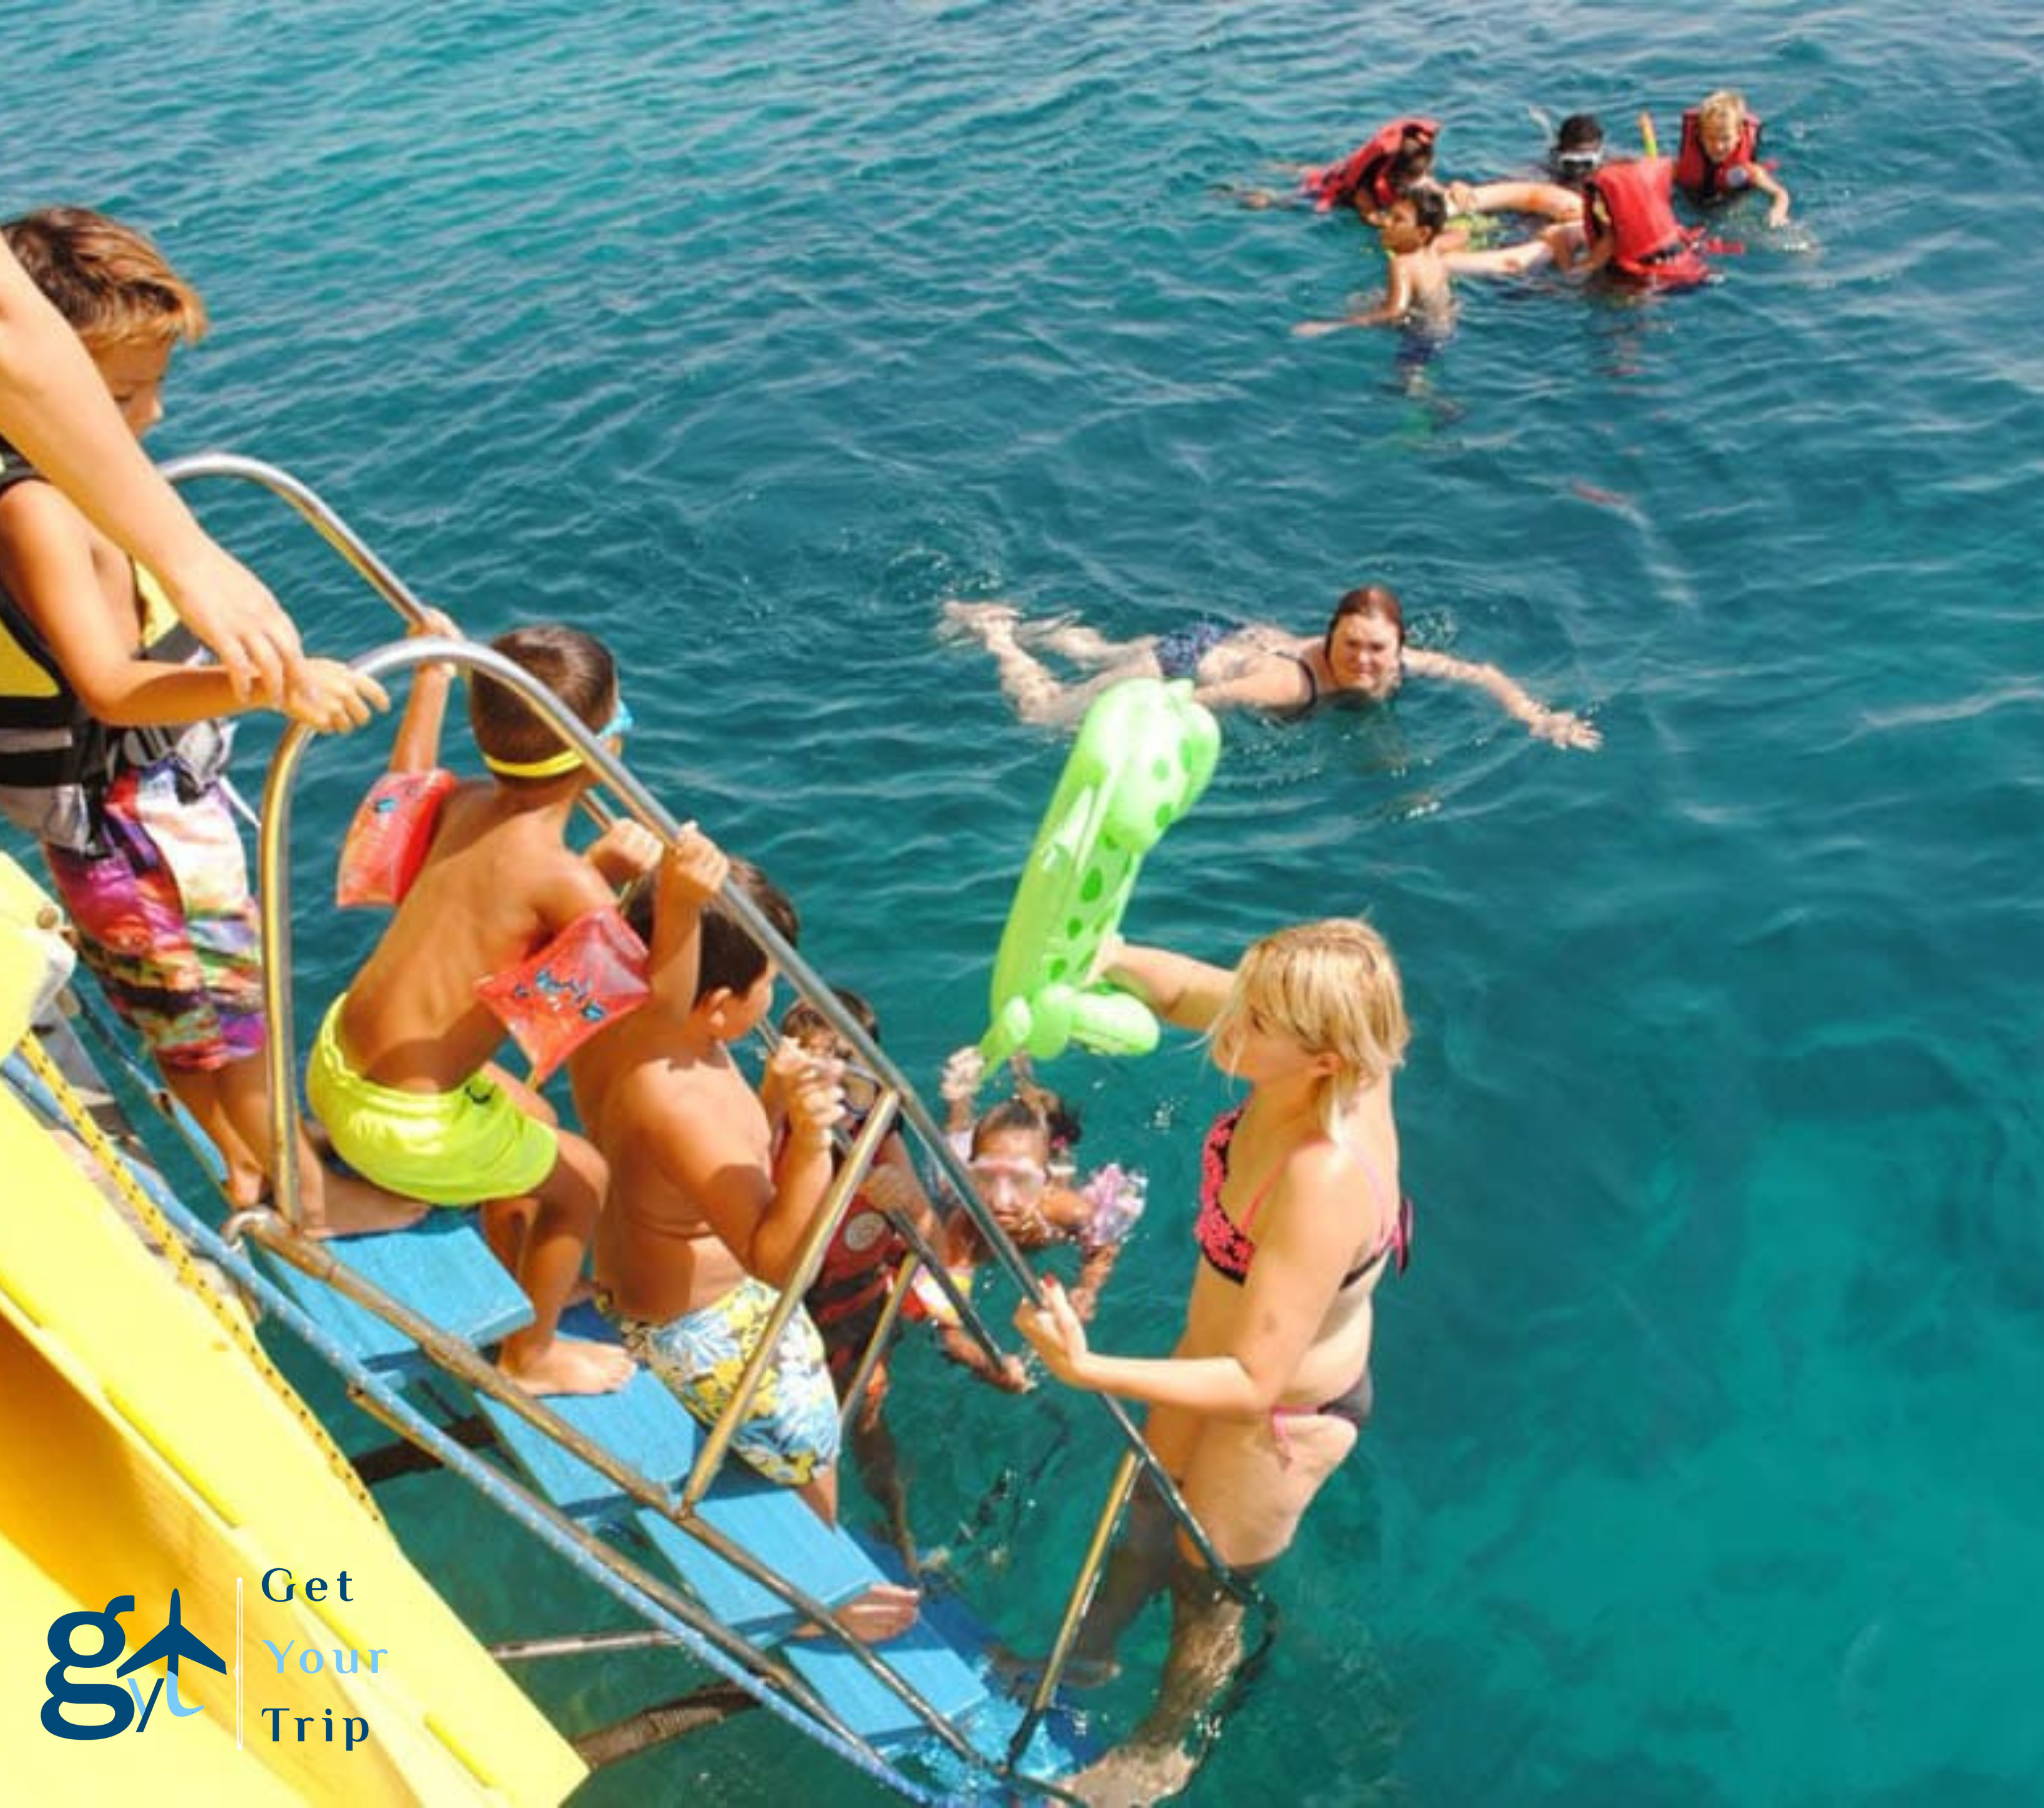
[944,586,1600,748]
[1014,918,1416,1805]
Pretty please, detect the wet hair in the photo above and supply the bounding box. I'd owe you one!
[467,624,616,785]
[1556,113,1605,155]
[1385,143,1436,195]
[1324,585,1407,657]
[2,206,209,350]
[1401,186,1449,240]
[1699,91,1749,136]
[970,1096,1056,1162]
[1209,919,1410,1137]
[781,987,878,1051]
[654,856,799,1004]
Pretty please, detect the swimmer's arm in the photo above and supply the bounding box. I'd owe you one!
[1293,256,1413,338]
[936,1319,1034,1393]
[1451,179,1582,220]
[1066,1237,1120,1324]
[1094,939,1233,1032]
[1403,647,1602,749]
[1749,165,1791,226]
[1040,1183,1119,1316]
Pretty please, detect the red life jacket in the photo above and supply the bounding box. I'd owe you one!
[1673,108,1765,199]
[1304,116,1440,212]
[1582,158,1711,288]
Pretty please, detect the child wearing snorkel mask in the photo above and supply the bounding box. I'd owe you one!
[922,1048,1146,1392]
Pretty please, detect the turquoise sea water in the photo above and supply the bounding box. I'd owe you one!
[7,2,2042,1801]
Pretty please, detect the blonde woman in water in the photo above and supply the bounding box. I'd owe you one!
[1016,918,1416,1805]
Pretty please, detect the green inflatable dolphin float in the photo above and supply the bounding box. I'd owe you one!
[980,678,1221,1064]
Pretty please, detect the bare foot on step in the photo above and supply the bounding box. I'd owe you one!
[500,1335,635,1395]
[813,1582,921,1645]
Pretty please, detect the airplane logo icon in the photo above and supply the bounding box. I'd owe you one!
[117,1590,225,1721]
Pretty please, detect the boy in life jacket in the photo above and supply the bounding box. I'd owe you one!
[781,991,942,1577]
[1676,90,1791,227]
[1574,157,1713,288]
[308,623,672,1394]
[0,207,411,1234]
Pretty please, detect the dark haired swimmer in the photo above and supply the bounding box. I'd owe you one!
[944,587,1601,748]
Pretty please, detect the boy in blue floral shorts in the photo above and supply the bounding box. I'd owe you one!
[570,858,920,1641]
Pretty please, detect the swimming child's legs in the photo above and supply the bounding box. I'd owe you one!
[1443,237,1557,279]
[1033,622,1155,669]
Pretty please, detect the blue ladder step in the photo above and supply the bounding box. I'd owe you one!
[473,1364,697,1521]
[634,1486,882,1642]
[783,1618,991,1750]
[262,1212,531,1377]
[474,1306,884,1639]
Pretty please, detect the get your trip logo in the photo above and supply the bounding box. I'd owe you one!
[40,1571,376,1752]
[42,1589,224,1738]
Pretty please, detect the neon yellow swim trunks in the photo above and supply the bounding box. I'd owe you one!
[306,996,557,1206]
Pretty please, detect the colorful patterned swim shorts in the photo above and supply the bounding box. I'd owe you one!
[41,763,264,1071]
[614,1276,842,1486]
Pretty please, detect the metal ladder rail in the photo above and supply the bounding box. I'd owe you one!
[161,450,433,629]
[171,454,1269,1746]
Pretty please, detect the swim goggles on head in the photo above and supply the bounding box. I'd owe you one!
[483,697,633,780]
[1554,149,1603,179]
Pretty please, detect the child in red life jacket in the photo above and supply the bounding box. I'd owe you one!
[780,992,942,1577]
[1676,90,1791,227]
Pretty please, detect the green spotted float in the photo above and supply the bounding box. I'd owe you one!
[980,678,1220,1064]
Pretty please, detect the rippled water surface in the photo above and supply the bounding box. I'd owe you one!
[7,2,2041,1801]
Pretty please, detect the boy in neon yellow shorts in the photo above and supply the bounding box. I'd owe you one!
[309,623,708,1395]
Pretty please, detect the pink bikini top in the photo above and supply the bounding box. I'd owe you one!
[1194,1106,1411,1288]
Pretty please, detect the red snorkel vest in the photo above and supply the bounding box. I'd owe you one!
[1582,158,1711,288]
[1304,116,1440,212]
[1673,109,1765,199]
